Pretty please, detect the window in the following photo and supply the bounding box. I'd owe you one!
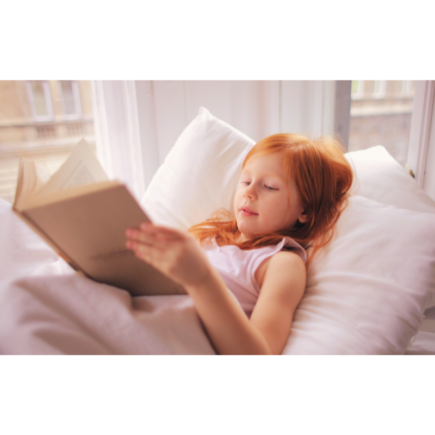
[351,80,364,99]
[349,80,415,166]
[0,81,95,204]
[60,81,82,119]
[373,80,386,99]
[26,81,54,122]
[401,80,414,96]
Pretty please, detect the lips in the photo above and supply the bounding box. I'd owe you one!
[240,206,258,215]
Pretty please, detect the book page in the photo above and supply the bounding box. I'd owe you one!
[14,160,56,210]
[34,160,52,189]
[23,180,121,209]
[13,159,30,208]
[32,139,109,200]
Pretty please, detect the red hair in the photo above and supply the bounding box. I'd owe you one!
[187,133,353,267]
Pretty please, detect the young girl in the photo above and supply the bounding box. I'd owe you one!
[125,133,353,355]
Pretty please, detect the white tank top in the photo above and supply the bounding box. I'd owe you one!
[202,237,307,317]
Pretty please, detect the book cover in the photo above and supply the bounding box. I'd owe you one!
[13,139,186,296]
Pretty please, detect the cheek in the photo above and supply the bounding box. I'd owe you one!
[266,196,292,223]
[233,189,241,211]
[268,195,289,212]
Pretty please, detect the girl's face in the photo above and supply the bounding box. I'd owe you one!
[233,152,307,243]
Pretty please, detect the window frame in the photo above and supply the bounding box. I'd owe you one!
[25,80,54,122]
[59,80,83,120]
[407,80,435,188]
[373,80,386,99]
[346,80,434,194]
[401,80,412,96]
[351,80,364,100]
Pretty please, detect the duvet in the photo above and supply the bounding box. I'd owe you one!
[0,198,214,354]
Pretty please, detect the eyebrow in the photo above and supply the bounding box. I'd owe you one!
[242,169,285,181]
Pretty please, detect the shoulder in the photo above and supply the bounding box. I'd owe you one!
[260,251,306,303]
[267,251,306,285]
[271,249,305,265]
[255,250,306,290]
[252,250,307,323]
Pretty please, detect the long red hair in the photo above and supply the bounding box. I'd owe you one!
[187,133,353,267]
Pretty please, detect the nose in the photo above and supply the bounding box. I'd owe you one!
[244,182,257,200]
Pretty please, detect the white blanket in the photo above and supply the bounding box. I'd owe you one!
[0,199,214,354]
[0,266,214,355]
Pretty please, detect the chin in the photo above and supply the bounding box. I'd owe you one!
[237,224,255,237]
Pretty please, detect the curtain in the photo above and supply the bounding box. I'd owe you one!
[91,81,147,199]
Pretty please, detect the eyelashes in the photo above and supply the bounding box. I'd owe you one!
[240,181,278,191]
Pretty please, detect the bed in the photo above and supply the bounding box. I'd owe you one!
[1,107,434,355]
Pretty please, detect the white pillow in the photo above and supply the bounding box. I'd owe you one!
[142,108,435,229]
[141,108,435,353]
[345,146,435,310]
[345,145,435,214]
[141,107,255,230]
[283,195,435,355]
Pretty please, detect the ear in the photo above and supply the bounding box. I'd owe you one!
[298,210,308,224]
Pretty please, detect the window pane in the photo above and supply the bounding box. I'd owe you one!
[349,80,415,166]
[31,81,49,117]
[0,80,95,204]
[351,80,359,94]
[351,80,364,99]
[61,80,78,115]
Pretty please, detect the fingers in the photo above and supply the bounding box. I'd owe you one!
[125,223,191,270]
[125,223,183,260]
[139,222,184,238]
[126,223,184,242]
[127,240,159,264]
[126,228,163,246]
[125,233,169,259]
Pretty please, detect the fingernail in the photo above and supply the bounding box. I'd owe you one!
[140,222,151,230]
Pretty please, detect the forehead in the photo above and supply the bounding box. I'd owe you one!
[243,152,286,178]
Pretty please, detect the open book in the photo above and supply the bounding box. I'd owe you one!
[13,139,186,296]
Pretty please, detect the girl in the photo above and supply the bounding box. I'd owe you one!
[125,134,353,355]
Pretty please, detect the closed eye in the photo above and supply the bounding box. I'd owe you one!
[241,181,277,191]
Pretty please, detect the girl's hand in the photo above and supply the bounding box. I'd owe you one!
[125,223,213,289]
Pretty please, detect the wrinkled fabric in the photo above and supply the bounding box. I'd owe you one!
[0,264,214,355]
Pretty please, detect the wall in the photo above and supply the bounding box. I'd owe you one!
[138,80,335,167]
[91,80,340,199]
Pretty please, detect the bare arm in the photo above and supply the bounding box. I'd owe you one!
[249,252,306,355]
[185,252,306,355]
[126,223,306,355]
[184,266,272,355]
